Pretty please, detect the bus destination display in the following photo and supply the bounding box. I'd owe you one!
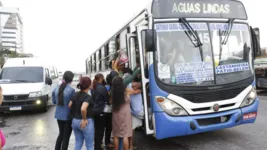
[152,0,247,20]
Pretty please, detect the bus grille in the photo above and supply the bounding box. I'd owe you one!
[181,87,246,103]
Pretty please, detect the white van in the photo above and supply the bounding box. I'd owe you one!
[0,57,59,112]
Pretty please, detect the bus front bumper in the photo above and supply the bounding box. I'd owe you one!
[154,99,259,140]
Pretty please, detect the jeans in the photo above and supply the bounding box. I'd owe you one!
[55,120,72,150]
[72,118,94,150]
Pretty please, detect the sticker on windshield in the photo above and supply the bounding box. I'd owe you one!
[155,23,208,32]
[215,62,250,74]
[158,63,171,79]
[210,23,248,31]
[174,62,214,84]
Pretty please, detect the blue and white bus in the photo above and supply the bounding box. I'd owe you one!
[86,0,262,139]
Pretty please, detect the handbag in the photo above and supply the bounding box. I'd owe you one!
[0,129,6,147]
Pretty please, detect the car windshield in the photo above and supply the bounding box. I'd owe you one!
[154,22,253,86]
[0,67,44,83]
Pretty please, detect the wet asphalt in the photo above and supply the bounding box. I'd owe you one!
[1,89,267,150]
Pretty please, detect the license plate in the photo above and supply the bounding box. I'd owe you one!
[10,106,22,111]
[243,112,257,120]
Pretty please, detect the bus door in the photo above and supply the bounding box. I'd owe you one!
[126,27,154,135]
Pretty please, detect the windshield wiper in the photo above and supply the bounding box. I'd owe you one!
[14,80,34,83]
[221,19,235,45]
[179,18,204,61]
[219,29,223,60]
[219,19,235,60]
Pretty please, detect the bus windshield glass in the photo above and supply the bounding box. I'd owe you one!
[155,22,253,86]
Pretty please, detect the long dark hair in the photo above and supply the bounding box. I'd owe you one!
[112,76,125,112]
[58,71,74,106]
[93,74,105,89]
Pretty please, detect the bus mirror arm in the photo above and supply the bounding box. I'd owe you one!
[145,29,157,52]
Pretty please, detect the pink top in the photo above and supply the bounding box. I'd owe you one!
[0,129,6,147]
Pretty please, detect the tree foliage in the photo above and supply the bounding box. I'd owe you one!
[0,48,20,68]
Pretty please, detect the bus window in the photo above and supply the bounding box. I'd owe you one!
[99,49,102,71]
[101,47,105,71]
[88,62,91,74]
[129,36,140,69]
[141,30,149,78]
[86,61,88,74]
[105,44,109,69]
[92,54,96,73]
[96,50,100,72]
[116,35,120,50]
[119,30,128,55]
[109,40,116,61]
[88,60,91,74]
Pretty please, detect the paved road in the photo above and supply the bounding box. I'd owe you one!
[1,91,267,150]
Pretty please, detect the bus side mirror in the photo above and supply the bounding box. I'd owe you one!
[250,27,261,59]
[145,29,157,52]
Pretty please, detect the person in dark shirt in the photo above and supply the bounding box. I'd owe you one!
[68,77,94,150]
[92,73,110,150]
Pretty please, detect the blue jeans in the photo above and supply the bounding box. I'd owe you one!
[119,138,123,150]
[72,118,94,150]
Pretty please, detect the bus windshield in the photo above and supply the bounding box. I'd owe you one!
[155,22,253,86]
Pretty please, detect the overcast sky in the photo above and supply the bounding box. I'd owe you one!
[1,0,264,73]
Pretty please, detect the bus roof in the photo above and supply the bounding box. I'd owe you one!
[152,0,247,20]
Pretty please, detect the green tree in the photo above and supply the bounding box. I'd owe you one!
[0,48,19,68]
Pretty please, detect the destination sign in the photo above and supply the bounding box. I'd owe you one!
[215,62,250,74]
[152,0,247,20]
[174,62,214,84]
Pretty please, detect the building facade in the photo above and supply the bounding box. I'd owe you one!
[0,1,23,53]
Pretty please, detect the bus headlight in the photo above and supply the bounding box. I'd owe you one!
[29,91,42,97]
[240,89,257,108]
[155,96,188,116]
